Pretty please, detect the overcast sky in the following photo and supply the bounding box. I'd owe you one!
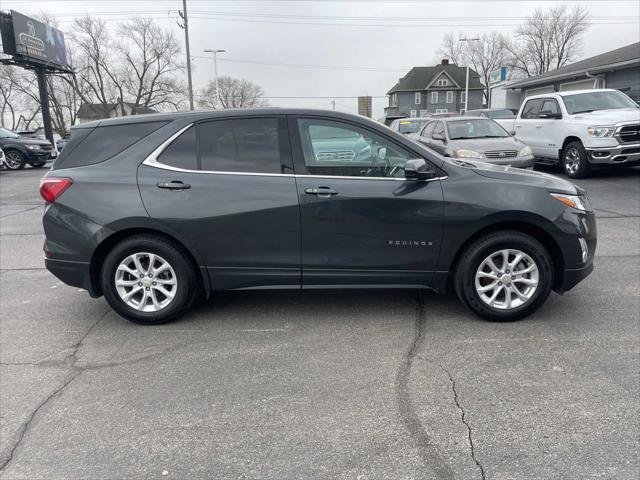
[2,0,639,117]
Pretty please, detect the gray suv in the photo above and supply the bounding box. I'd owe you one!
[41,109,595,324]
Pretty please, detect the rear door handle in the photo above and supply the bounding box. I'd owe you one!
[157,181,191,190]
[304,186,338,197]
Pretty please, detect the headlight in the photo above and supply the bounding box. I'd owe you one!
[519,146,532,157]
[26,145,41,150]
[587,126,615,137]
[357,145,371,156]
[550,193,592,211]
[454,149,482,159]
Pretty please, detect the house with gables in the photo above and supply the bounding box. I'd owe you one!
[385,59,484,119]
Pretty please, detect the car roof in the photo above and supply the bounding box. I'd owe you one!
[74,108,381,130]
[439,116,487,122]
[398,117,431,121]
[525,88,618,100]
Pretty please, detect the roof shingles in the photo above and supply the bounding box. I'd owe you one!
[387,64,483,94]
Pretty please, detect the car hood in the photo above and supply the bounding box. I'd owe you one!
[450,136,523,152]
[449,159,579,194]
[570,108,640,124]
[4,137,52,147]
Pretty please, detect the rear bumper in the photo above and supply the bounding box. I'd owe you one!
[587,143,640,165]
[45,257,101,297]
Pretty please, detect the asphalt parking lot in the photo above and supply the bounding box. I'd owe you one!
[0,165,638,479]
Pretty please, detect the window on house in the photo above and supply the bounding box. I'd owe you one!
[446,91,454,104]
[390,93,398,107]
[435,109,449,114]
[437,79,448,86]
[431,91,439,104]
[460,91,467,104]
[419,109,428,117]
[415,92,421,105]
[410,109,417,117]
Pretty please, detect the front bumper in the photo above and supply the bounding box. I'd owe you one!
[480,155,535,169]
[559,261,594,293]
[586,143,640,165]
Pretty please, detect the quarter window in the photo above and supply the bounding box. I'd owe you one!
[296,118,412,178]
[431,91,439,104]
[157,126,197,170]
[198,118,281,173]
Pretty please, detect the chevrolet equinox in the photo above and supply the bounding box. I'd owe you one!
[41,109,596,324]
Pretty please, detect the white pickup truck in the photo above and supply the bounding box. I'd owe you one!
[512,89,640,178]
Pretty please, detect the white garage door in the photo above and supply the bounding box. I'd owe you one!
[524,86,555,97]
[559,79,596,91]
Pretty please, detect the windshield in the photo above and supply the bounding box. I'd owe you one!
[0,127,20,139]
[486,109,516,119]
[562,91,638,114]
[447,119,510,140]
[398,120,427,134]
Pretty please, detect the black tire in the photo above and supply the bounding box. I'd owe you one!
[101,234,199,325]
[561,141,592,179]
[3,150,26,170]
[454,230,554,321]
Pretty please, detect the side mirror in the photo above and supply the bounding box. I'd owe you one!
[510,130,516,136]
[432,131,446,141]
[405,159,438,180]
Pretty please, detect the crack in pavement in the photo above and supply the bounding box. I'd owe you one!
[395,291,455,480]
[0,309,111,473]
[0,204,42,219]
[440,365,486,480]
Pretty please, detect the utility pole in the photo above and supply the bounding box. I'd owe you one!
[178,0,194,110]
[331,100,336,110]
[459,37,479,114]
[204,49,226,106]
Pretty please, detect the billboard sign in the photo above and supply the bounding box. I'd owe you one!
[489,67,507,85]
[1,10,71,72]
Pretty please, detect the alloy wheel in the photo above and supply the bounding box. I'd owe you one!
[4,151,24,170]
[114,252,177,312]
[564,147,581,175]
[474,249,539,310]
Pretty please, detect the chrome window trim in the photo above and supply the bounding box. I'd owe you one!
[142,122,447,182]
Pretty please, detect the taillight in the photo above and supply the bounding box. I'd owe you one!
[40,177,73,203]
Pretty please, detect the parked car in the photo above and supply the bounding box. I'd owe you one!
[513,88,640,178]
[0,127,53,169]
[56,133,71,152]
[464,108,517,132]
[41,109,595,325]
[17,130,45,140]
[389,117,431,136]
[414,117,534,169]
[0,147,5,169]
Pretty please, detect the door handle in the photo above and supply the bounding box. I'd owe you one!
[304,187,338,197]
[535,124,542,128]
[157,181,191,190]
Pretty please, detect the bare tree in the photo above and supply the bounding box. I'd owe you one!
[0,65,41,131]
[116,18,186,111]
[506,5,589,77]
[438,32,510,102]
[197,76,268,109]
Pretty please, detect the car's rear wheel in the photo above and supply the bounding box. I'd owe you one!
[562,141,591,179]
[101,235,199,325]
[4,150,26,170]
[454,231,553,321]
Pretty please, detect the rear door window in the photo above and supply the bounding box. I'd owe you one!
[198,118,282,173]
[157,126,197,170]
[55,121,167,169]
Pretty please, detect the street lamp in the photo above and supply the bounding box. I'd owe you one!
[458,38,479,113]
[204,49,226,106]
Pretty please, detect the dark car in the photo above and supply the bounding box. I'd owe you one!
[41,109,596,325]
[414,117,534,169]
[0,127,54,169]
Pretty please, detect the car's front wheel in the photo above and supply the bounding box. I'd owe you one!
[101,235,199,325]
[3,150,26,170]
[562,141,591,179]
[454,231,554,321]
